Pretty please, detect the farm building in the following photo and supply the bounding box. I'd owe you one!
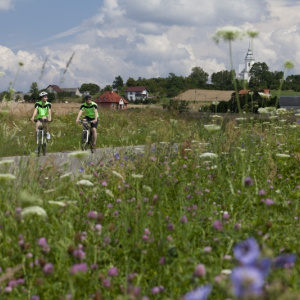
[95,91,129,109]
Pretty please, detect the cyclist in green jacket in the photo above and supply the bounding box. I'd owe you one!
[30,91,52,139]
[76,95,99,149]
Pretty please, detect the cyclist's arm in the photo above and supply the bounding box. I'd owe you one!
[30,108,38,122]
[76,110,83,123]
[92,109,98,123]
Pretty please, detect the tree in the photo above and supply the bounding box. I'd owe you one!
[188,67,209,88]
[79,83,100,95]
[102,85,112,92]
[112,76,124,90]
[211,70,234,90]
[126,77,136,87]
[249,62,269,88]
[29,82,39,102]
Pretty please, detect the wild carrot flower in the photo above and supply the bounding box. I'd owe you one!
[21,206,47,218]
[67,151,89,158]
[0,173,16,182]
[76,180,94,187]
[199,153,218,159]
[0,159,14,166]
[204,124,221,132]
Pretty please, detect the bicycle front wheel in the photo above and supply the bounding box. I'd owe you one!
[37,131,42,157]
[42,141,47,156]
[81,131,89,151]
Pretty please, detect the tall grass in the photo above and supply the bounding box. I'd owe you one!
[0,106,300,299]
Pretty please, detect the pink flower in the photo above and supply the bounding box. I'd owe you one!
[193,264,206,277]
[108,267,118,277]
[213,220,223,231]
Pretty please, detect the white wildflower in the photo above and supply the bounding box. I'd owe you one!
[67,151,89,159]
[132,173,143,179]
[21,206,47,218]
[221,269,232,275]
[204,124,221,132]
[48,201,66,207]
[0,173,16,181]
[199,153,218,159]
[105,189,114,198]
[143,185,153,192]
[76,180,94,187]
[276,153,290,158]
[19,191,43,207]
[0,159,14,166]
[60,172,73,179]
[213,26,244,43]
[112,170,124,180]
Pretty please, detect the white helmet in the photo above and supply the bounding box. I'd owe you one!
[39,91,48,98]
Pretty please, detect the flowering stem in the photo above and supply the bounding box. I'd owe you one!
[229,41,241,114]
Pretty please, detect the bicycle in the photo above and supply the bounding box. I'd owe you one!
[79,119,94,153]
[34,119,49,157]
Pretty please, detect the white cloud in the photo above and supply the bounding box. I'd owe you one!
[0,0,14,10]
[1,0,300,92]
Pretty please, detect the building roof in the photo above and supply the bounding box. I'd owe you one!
[125,86,148,92]
[46,85,64,93]
[96,91,129,104]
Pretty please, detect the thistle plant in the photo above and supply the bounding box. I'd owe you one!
[213,26,245,114]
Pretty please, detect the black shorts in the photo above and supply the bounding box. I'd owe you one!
[84,117,98,128]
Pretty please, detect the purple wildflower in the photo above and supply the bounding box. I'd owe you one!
[184,285,212,300]
[180,215,188,223]
[31,296,40,300]
[108,267,118,277]
[38,237,50,253]
[244,176,253,186]
[233,238,260,265]
[43,263,54,275]
[231,266,264,298]
[213,220,223,231]
[273,253,297,268]
[70,263,88,275]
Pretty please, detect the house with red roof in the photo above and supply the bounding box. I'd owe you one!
[45,85,82,97]
[95,91,129,109]
[125,86,149,101]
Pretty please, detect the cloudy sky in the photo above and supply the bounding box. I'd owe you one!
[0,0,300,93]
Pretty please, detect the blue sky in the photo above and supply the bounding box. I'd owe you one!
[1,0,300,92]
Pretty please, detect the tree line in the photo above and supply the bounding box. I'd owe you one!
[1,61,299,103]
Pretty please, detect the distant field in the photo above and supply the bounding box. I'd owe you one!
[174,89,234,102]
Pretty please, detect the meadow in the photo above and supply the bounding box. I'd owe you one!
[0,100,300,299]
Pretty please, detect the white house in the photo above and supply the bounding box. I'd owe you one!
[125,86,149,101]
[238,45,255,82]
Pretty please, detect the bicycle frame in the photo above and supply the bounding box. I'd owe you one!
[35,119,48,156]
[80,120,94,153]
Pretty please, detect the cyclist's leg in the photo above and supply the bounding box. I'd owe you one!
[91,119,98,148]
